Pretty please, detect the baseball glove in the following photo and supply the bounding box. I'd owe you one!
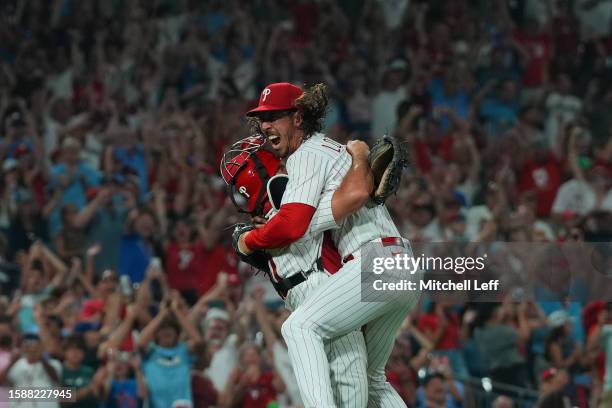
[231,223,271,274]
[368,136,409,205]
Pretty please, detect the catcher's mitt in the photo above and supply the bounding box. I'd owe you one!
[231,223,271,274]
[368,136,408,205]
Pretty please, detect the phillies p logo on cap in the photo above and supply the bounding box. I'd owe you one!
[247,83,304,116]
[262,88,272,101]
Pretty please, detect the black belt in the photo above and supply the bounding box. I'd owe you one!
[271,259,323,299]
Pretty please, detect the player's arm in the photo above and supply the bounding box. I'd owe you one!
[330,140,373,221]
[305,141,373,238]
[241,149,331,253]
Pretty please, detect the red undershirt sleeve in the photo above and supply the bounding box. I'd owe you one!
[244,203,315,250]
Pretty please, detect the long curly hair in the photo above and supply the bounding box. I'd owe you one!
[294,83,329,137]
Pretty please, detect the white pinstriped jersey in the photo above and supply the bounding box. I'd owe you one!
[281,133,401,259]
[332,199,401,259]
[268,190,339,279]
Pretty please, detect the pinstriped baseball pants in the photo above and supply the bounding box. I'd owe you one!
[286,271,369,408]
[281,242,421,408]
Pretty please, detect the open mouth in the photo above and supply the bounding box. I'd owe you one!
[268,135,281,147]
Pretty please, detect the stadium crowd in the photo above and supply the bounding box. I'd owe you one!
[0,0,611,407]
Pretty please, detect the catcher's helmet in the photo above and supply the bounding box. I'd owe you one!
[220,135,280,216]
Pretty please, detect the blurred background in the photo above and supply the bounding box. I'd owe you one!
[0,0,611,407]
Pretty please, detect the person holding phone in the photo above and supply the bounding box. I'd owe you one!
[136,291,202,408]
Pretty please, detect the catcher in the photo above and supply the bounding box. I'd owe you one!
[221,133,407,407]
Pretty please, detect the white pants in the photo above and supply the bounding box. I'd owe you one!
[285,271,368,408]
[282,240,421,408]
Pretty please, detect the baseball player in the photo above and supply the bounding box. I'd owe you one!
[221,136,374,407]
[235,83,420,408]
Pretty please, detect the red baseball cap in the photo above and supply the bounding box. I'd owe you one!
[246,82,304,116]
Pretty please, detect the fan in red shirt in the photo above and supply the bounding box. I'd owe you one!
[416,302,469,378]
[200,241,239,293]
[514,20,552,89]
[165,212,239,298]
[517,142,562,217]
[224,344,284,408]
[165,218,208,297]
[412,113,457,174]
[417,303,461,351]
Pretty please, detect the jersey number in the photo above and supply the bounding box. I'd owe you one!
[321,137,342,153]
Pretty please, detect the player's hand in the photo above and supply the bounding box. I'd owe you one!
[232,223,255,255]
[232,224,255,255]
[252,216,267,228]
[346,140,370,160]
[238,232,253,255]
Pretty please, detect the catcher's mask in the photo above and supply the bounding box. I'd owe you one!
[220,135,281,216]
